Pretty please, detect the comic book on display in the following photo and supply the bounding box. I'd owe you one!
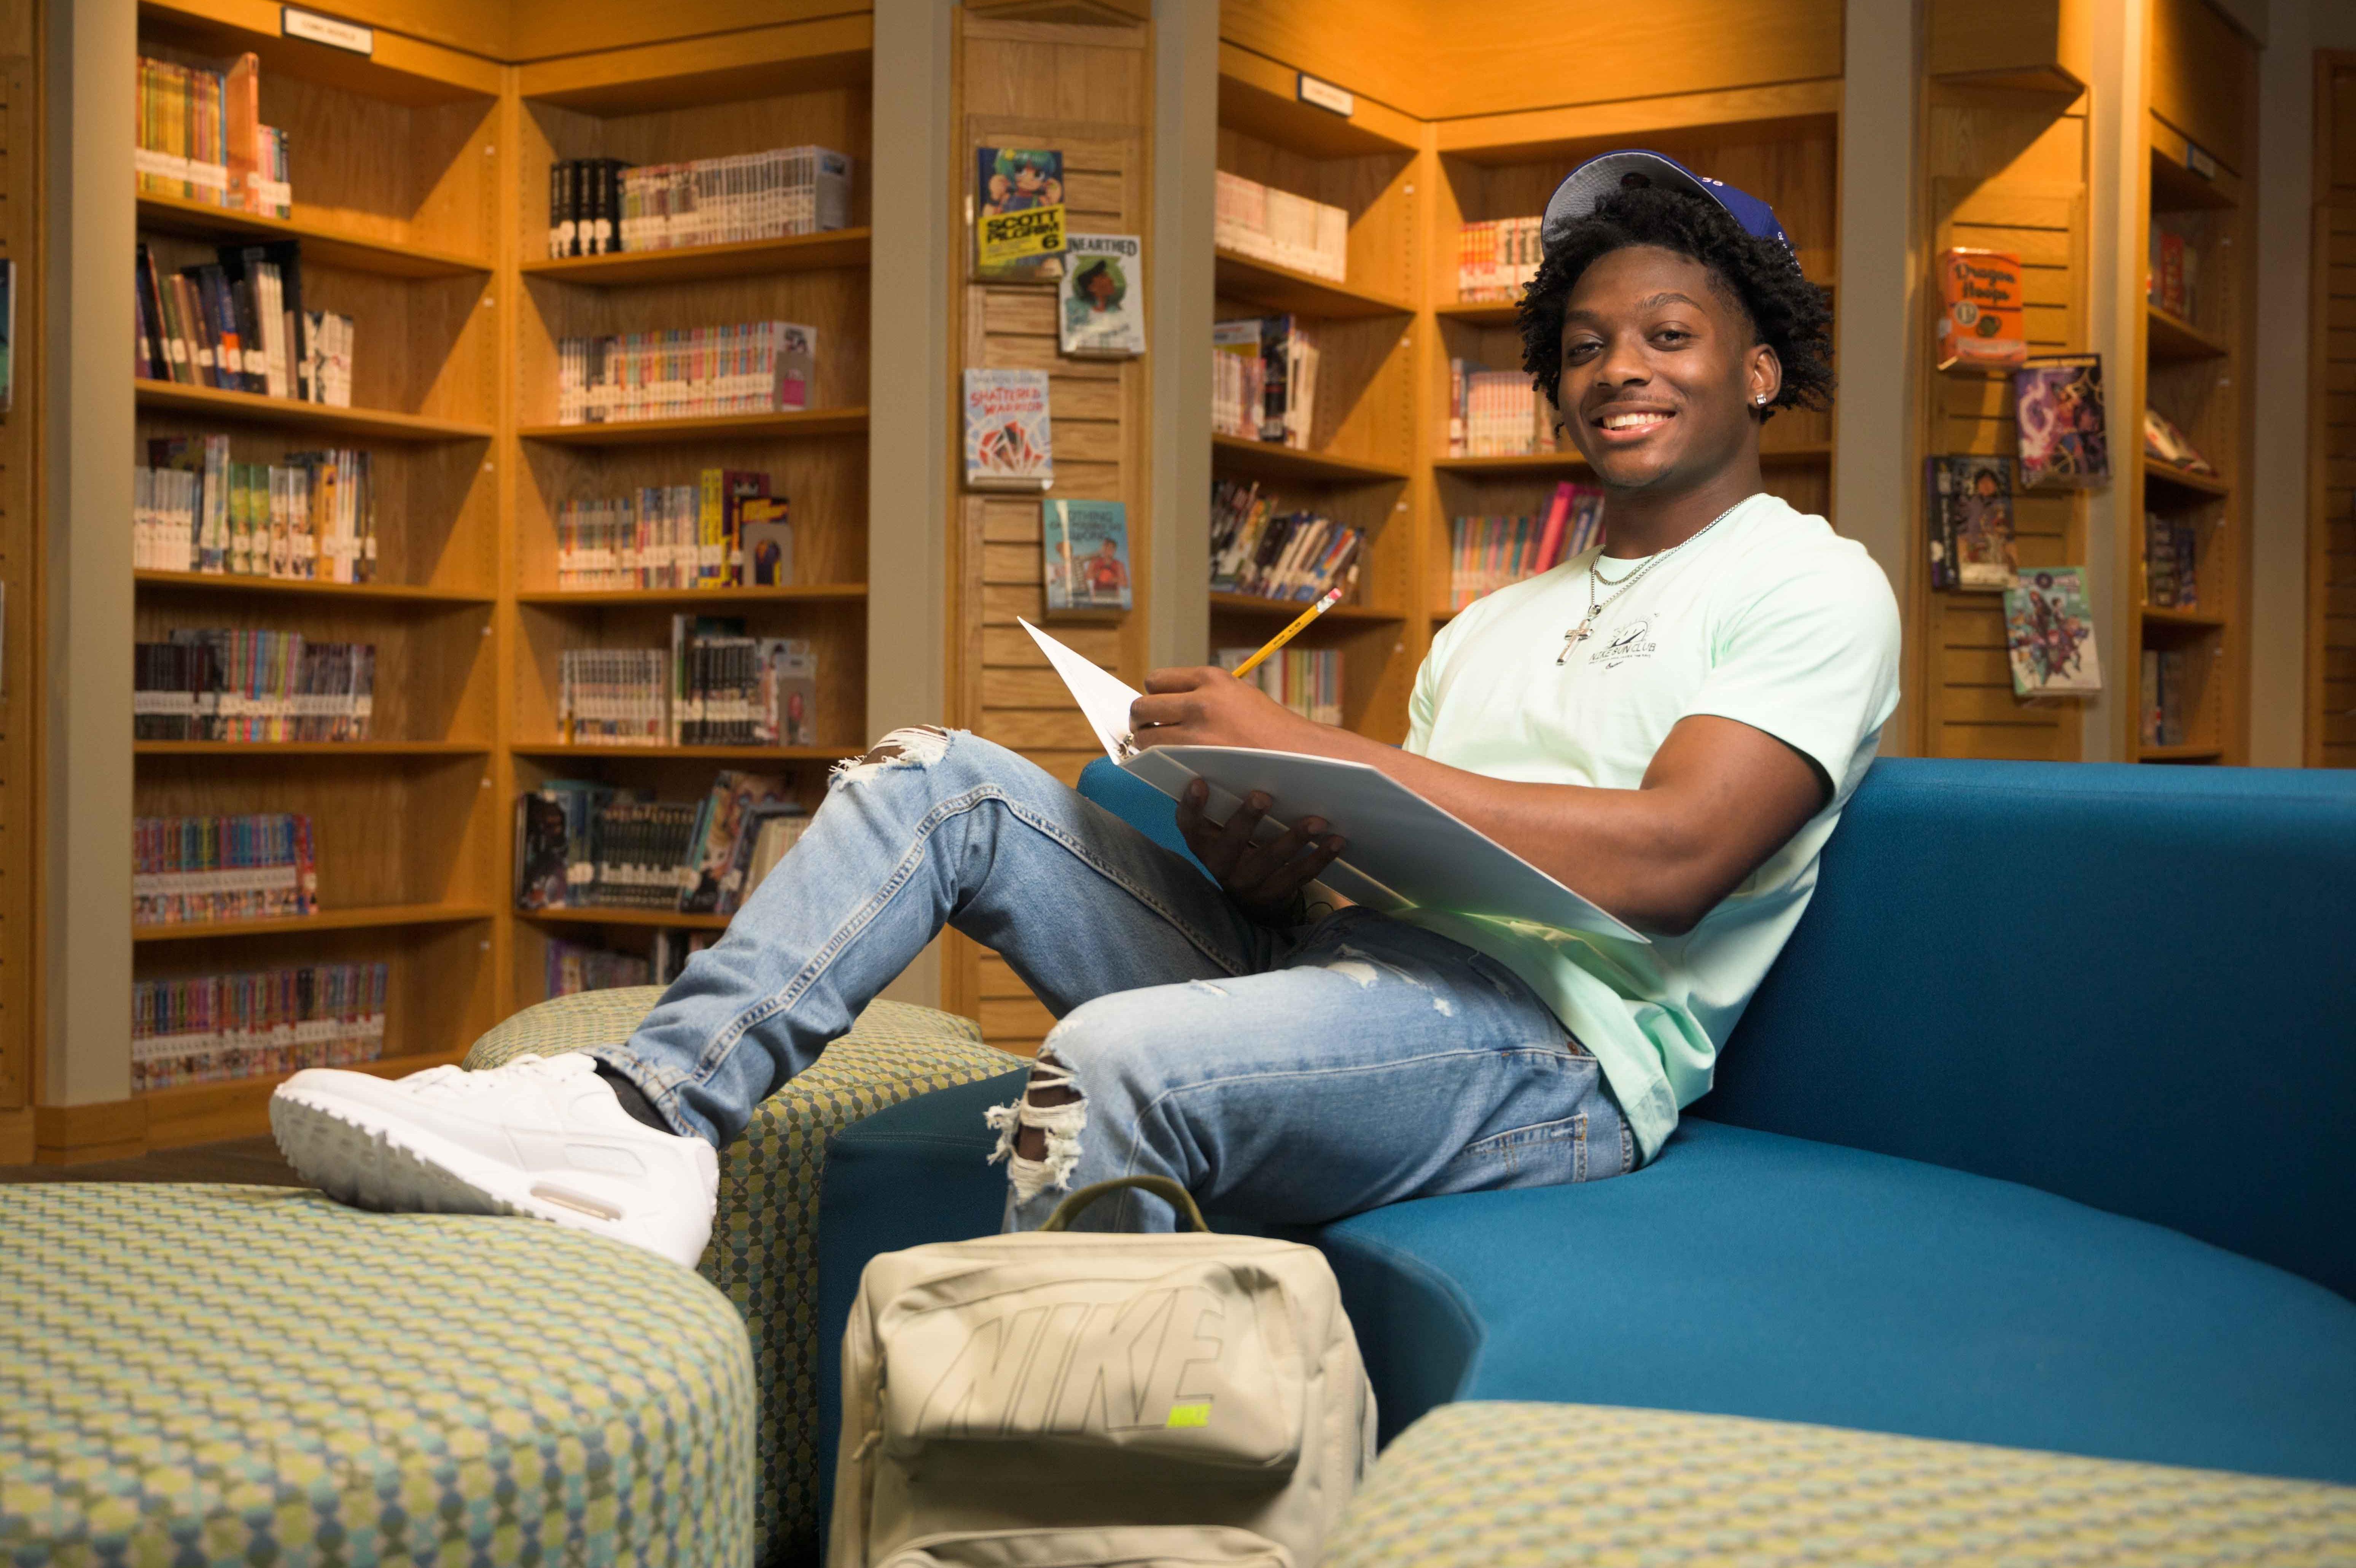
[1043,499,1131,612]
[963,369,1054,490]
[2013,354,2111,490]
[975,147,1066,280]
[1058,234,1145,357]
[2003,566,2103,696]
[1926,455,2017,591]
[1935,247,2025,371]
[679,771,792,915]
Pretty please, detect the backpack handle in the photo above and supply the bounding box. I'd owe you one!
[1040,1175,1211,1233]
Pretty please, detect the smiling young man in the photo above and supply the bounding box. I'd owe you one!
[271,152,1899,1263]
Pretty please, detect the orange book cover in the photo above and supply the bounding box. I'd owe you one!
[1936,247,2025,370]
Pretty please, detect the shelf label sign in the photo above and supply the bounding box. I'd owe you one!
[282,7,374,56]
[1296,73,1354,118]
[2183,142,2217,181]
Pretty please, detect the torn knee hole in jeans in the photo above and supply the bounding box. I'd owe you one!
[985,1051,1086,1201]
[831,725,950,787]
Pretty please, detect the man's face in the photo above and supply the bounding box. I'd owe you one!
[1555,244,1775,492]
[1097,540,1117,557]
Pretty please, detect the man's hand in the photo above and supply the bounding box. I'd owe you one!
[1128,666,1321,753]
[1174,780,1345,925]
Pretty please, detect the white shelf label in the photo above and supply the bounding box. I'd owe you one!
[2184,142,2217,181]
[1297,73,1354,118]
[282,7,374,56]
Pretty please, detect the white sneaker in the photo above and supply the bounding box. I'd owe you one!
[270,1052,719,1269]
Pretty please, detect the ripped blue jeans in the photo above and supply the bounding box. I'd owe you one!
[595,727,1632,1232]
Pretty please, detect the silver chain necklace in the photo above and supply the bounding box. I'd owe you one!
[1558,498,1745,665]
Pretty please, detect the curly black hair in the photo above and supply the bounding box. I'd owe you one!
[1518,182,1834,423]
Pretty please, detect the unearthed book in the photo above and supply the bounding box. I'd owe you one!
[1927,455,2018,591]
[1043,498,1131,612]
[963,368,1054,490]
[2014,354,2111,490]
[974,146,1066,280]
[2003,566,2103,696]
[1059,234,1145,357]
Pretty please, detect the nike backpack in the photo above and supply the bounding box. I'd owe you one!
[826,1176,1377,1568]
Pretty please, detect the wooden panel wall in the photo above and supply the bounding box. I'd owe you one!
[1915,86,2090,761]
[0,3,35,1134]
[2316,53,2356,769]
[946,11,1153,1053]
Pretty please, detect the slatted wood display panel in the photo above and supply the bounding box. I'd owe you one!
[947,11,1153,1052]
[1915,86,2090,761]
[0,31,34,1124]
[2316,53,2356,768]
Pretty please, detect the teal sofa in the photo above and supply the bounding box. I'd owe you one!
[814,759,2356,1504]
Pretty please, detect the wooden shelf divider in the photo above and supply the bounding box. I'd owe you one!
[134,571,496,606]
[1211,434,1407,485]
[135,194,491,279]
[133,903,498,944]
[521,228,872,286]
[518,407,870,446]
[134,380,494,443]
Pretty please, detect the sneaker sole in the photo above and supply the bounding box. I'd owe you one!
[270,1085,549,1224]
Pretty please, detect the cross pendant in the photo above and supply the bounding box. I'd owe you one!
[1558,620,1593,665]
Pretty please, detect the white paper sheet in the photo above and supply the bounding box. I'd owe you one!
[1020,621,1647,944]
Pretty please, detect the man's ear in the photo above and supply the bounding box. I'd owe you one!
[1747,344,1784,414]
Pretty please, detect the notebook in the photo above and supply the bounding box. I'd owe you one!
[1020,619,1645,943]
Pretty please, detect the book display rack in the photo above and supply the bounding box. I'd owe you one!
[103,3,879,1147]
[2127,0,2258,764]
[1207,42,1839,747]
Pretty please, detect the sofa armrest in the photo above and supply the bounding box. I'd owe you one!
[466,989,1011,1565]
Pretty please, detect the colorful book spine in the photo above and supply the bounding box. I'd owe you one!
[132,961,388,1093]
[1455,216,1543,302]
[131,812,318,926]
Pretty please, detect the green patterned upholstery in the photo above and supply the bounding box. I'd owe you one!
[1326,1401,2356,1566]
[465,988,1009,1566]
[1,1182,754,1566]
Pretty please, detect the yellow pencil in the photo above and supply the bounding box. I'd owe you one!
[1229,586,1345,680]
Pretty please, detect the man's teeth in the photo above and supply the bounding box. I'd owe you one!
[1601,412,1671,430]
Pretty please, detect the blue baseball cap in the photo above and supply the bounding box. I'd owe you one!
[1541,149,1792,255]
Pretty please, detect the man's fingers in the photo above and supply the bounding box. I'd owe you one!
[1204,791,1269,879]
[1142,667,1215,694]
[1128,692,1192,732]
[1173,778,1212,854]
[1231,815,1323,888]
[1242,835,1347,904]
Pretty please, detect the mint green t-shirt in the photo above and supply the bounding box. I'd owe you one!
[1398,492,1901,1163]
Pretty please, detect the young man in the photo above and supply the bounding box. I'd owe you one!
[272,152,1899,1267]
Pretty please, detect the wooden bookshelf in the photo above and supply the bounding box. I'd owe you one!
[1198,41,1843,754]
[1210,51,1422,743]
[1422,103,1840,700]
[129,0,506,1135]
[508,14,876,1019]
[2127,0,2258,765]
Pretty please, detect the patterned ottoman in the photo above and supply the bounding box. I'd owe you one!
[464,989,1011,1566]
[1324,1401,2356,1566]
[1,1182,755,1566]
